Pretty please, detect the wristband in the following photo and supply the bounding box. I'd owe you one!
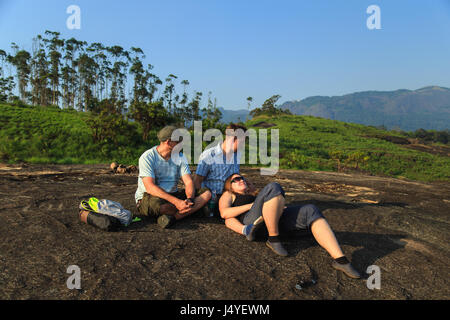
[187,198,195,204]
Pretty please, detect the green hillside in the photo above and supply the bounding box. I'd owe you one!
[0,103,158,165]
[1,103,449,182]
[246,115,450,182]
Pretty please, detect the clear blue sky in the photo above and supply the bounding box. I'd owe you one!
[0,0,449,110]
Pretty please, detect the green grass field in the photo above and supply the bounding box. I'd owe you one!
[246,115,450,182]
[0,103,158,165]
[1,103,449,182]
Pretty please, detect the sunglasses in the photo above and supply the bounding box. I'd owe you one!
[231,176,245,184]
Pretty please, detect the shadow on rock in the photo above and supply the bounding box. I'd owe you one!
[125,215,225,232]
[285,231,407,279]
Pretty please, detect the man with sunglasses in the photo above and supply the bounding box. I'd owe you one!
[135,125,212,228]
[194,124,250,216]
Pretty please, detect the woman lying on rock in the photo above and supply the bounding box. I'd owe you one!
[218,173,361,279]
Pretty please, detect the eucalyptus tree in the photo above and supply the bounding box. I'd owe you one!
[146,65,162,103]
[129,47,149,105]
[30,35,50,106]
[43,30,64,106]
[202,91,222,129]
[61,38,78,109]
[72,39,88,111]
[7,43,31,102]
[202,91,213,120]
[0,49,15,102]
[77,52,98,111]
[246,96,253,121]
[181,79,190,94]
[179,79,190,123]
[173,93,181,120]
[163,74,178,113]
[0,76,15,103]
[0,49,6,77]
[186,91,203,126]
[106,45,130,114]
[88,42,108,101]
[62,38,86,109]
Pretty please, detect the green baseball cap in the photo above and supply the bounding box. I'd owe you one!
[157,125,181,142]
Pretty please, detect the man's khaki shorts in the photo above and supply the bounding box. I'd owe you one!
[136,187,210,218]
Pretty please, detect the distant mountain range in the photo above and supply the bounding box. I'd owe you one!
[220,86,450,131]
[218,107,250,124]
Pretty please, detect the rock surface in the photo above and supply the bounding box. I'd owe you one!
[0,163,449,300]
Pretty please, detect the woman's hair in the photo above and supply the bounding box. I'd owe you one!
[223,173,258,196]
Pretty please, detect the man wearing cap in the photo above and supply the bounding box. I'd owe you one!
[135,125,212,228]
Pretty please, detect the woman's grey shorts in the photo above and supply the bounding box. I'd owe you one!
[240,182,324,232]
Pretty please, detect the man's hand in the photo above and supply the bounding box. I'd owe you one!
[185,198,195,207]
[176,199,196,215]
[174,198,192,213]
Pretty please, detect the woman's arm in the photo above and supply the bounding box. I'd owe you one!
[224,217,245,235]
[219,192,254,219]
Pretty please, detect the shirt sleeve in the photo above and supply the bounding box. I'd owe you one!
[139,152,156,179]
[196,158,210,177]
[179,154,191,177]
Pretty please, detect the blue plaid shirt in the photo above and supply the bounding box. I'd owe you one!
[196,144,240,197]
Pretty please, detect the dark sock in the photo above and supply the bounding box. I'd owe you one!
[268,236,281,243]
[335,256,350,265]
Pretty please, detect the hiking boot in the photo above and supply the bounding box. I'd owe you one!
[245,216,264,241]
[266,240,288,257]
[157,214,176,229]
[332,261,361,279]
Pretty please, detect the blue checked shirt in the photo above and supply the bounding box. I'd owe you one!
[196,144,241,197]
[135,146,191,203]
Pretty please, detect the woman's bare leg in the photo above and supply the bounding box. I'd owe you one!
[310,218,345,259]
[262,195,285,236]
[311,218,361,278]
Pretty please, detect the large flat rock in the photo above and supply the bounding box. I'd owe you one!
[0,164,449,300]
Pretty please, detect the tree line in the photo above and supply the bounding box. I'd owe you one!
[0,30,223,141]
